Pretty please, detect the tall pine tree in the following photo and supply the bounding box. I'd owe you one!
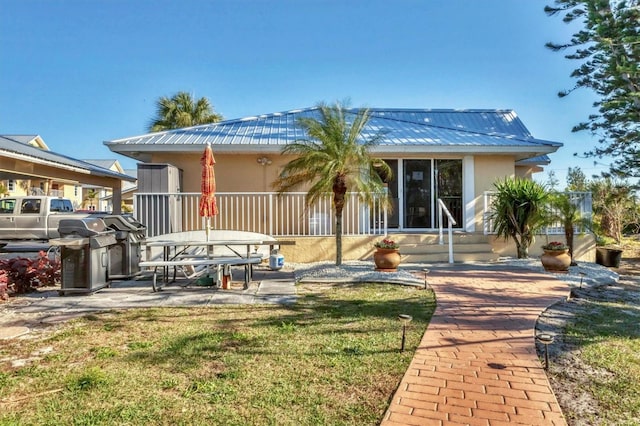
[546,1,640,177]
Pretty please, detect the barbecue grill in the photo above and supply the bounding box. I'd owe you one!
[53,217,117,295]
[101,214,146,279]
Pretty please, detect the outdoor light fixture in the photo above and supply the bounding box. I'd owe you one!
[536,333,554,371]
[257,156,272,166]
[399,314,413,352]
[422,268,430,290]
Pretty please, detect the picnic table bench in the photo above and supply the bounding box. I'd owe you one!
[139,256,262,292]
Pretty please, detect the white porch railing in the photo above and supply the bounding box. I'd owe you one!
[437,198,457,264]
[483,191,593,235]
[134,192,388,238]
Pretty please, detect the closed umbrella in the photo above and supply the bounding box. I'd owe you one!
[199,144,218,240]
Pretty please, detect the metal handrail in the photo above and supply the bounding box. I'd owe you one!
[437,198,457,264]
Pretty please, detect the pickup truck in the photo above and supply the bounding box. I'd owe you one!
[0,196,91,245]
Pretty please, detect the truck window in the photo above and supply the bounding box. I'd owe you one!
[50,199,73,212]
[0,199,16,214]
[21,199,41,214]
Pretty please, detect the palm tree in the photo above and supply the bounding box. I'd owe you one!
[546,192,591,265]
[273,101,392,266]
[490,177,548,259]
[147,91,223,132]
[84,189,98,210]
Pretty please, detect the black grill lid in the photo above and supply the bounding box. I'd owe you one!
[58,217,111,237]
[102,214,146,232]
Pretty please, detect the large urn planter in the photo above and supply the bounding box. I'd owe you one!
[540,249,571,273]
[373,248,401,272]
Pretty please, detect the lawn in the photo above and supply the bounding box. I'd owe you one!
[559,290,640,424]
[0,283,435,426]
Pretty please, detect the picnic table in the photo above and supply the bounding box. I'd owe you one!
[141,239,264,292]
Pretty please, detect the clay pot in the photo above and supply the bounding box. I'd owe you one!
[541,249,571,272]
[374,248,401,272]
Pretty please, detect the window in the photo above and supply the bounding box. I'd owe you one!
[0,199,16,214]
[21,199,41,214]
[7,180,14,191]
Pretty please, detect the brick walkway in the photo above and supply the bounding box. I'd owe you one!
[382,265,570,426]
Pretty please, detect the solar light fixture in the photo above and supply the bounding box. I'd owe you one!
[536,333,554,370]
[422,268,430,290]
[399,314,413,352]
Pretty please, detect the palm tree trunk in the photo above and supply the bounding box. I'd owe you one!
[335,210,343,266]
[333,175,347,266]
[565,226,576,265]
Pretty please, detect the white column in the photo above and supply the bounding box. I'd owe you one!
[463,156,475,232]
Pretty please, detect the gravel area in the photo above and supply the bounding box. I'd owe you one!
[291,257,620,290]
[291,261,425,286]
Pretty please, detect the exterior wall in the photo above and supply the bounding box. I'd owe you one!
[278,233,596,264]
[278,235,381,263]
[489,233,596,262]
[472,156,514,235]
[146,152,527,236]
[149,153,292,193]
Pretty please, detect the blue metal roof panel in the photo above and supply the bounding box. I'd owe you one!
[105,107,559,150]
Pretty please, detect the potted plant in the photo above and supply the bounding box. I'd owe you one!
[590,178,630,268]
[546,191,590,266]
[373,238,401,271]
[540,241,571,272]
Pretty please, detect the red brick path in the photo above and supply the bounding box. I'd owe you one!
[382,266,570,426]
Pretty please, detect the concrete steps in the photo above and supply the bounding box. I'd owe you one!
[392,232,498,263]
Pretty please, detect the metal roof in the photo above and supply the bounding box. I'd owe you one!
[105,107,562,161]
[0,135,135,181]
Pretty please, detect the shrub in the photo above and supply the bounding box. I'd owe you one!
[374,238,399,249]
[490,177,549,259]
[0,251,61,300]
[542,241,569,251]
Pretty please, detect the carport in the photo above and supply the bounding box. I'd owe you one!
[0,135,135,214]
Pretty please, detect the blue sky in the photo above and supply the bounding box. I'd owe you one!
[0,0,610,187]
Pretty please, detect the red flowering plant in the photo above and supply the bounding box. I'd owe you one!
[374,238,399,250]
[0,251,61,301]
[541,241,568,251]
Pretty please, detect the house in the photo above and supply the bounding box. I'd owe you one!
[0,135,136,213]
[104,107,594,262]
[81,160,137,212]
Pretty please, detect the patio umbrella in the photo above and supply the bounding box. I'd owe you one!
[199,144,218,240]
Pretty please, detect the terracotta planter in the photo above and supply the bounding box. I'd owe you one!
[374,248,401,272]
[541,249,571,272]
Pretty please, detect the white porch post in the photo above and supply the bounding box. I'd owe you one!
[463,155,475,232]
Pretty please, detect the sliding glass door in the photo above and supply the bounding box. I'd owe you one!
[404,160,432,229]
[379,158,463,230]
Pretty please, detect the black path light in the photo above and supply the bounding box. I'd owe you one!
[399,314,413,352]
[536,333,554,370]
[422,268,430,290]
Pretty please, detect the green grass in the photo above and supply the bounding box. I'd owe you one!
[0,283,435,426]
[564,298,640,423]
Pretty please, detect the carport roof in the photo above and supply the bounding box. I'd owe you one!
[0,135,135,181]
